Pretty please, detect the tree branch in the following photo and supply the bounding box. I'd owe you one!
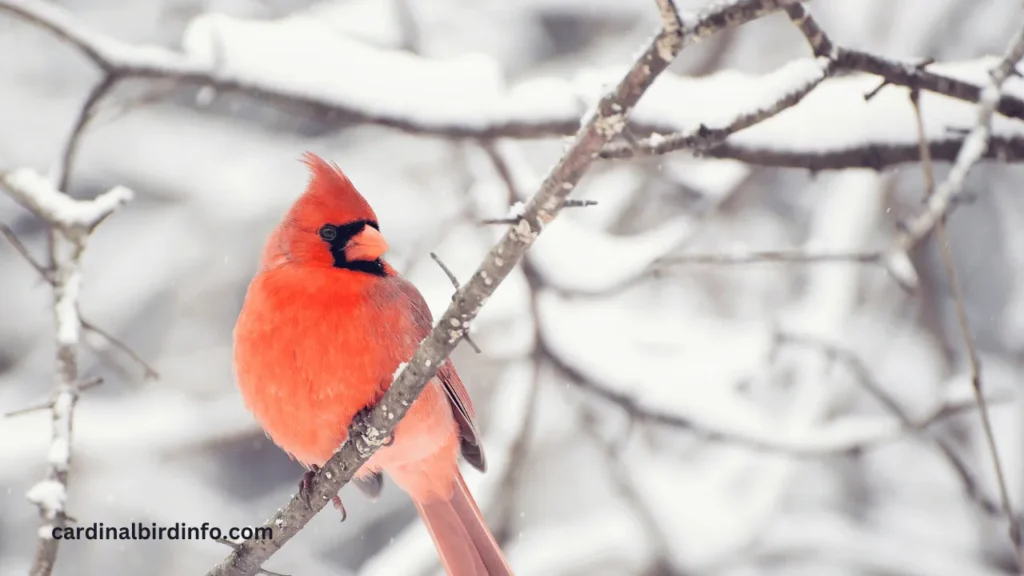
[656,248,881,267]
[785,4,1024,123]
[907,44,1024,567]
[883,21,1024,290]
[600,55,833,159]
[597,6,1024,170]
[0,170,134,576]
[5,0,1024,159]
[203,1,808,574]
[700,135,1024,171]
[1,219,157,381]
[778,333,1016,522]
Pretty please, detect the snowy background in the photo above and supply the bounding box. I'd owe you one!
[3,0,1024,575]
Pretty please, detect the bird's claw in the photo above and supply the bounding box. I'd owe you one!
[299,465,348,521]
[382,433,395,447]
[299,464,319,510]
[332,495,347,522]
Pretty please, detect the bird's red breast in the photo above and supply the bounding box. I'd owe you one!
[232,153,480,501]
[232,154,512,576]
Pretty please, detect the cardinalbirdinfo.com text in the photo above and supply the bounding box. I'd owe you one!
[49,522,273,541]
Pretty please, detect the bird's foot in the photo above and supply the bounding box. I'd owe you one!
[299,465,320,510]
[299,466,347,521]
[332,495,347,522]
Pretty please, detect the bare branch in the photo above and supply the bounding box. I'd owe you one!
[578,403,674,573]
[1,169,134,576]
[778,333,1017,524]
[492,360,542,544]
[479,200,599,225]
[1,222,159,379]
[78,318,160,380]
[0,222,53,280]
[427,252,482,354]
[56,74,120,193]
[701,135,1024,170]
[204,2,805,574]
[543,333,999,458]
[4,377,102,418]
[656,249,881,267]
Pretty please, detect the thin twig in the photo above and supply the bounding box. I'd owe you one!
[480,200,598,225]
[79,318,160,379]
[700,135,1024,170]
[428,252,481,354]
[0,222,53,279]
[1,222,159,379]
[656,249,881,267]
[477,142,549,544]
[578,403,674,573]
[910,74,1024,567]
[4,377,102,418]
[543,335,993,457]
[492,358,542,545]
[205,2,803,574]
[778,332,1014,520]
[601,56,833,159]
[57,74,119,193]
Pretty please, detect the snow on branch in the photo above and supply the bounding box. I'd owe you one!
[203,1,807,574]
[5,0,1024,173]
[599,53,1024,168]
[3,169,131,231]
[600,55,834,159]
[0,169,134,576]
[888,23,1024,269]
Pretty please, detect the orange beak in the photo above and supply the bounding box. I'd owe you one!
[344,226,390,262]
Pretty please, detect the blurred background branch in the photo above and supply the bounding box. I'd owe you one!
[1,170,133,576]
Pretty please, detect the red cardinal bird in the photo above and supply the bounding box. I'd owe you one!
[232,153,513,576]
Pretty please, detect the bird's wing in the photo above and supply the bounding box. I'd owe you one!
[393,276,487,472]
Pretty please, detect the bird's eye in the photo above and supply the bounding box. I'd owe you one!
[318,224,338,242]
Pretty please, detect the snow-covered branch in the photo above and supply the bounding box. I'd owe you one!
[204,1,806,575]
[600,55,834,159]
[5,0,1024,175]
[786,4,1024,123]
[2,169,131,231]
[597,51,1024,169]
[0,169,134,576]
[890,23,1024,262]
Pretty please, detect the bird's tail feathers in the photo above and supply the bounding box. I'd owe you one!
[414,471,513,576]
